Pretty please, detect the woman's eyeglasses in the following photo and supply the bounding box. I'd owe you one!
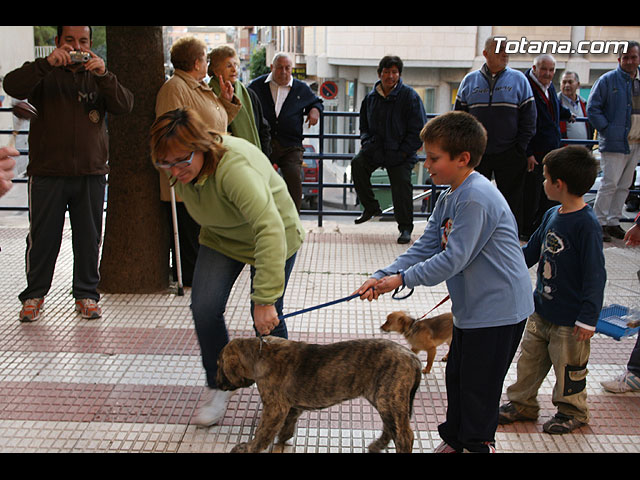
[155,151,194,169]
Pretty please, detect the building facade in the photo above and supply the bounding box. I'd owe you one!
[251,26,638,111]
[246,25,639,159]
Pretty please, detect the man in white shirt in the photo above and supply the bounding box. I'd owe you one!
[522,54,573,238]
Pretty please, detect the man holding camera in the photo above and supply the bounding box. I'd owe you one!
[3,26,133,323]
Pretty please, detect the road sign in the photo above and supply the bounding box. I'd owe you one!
[320,81,338,100]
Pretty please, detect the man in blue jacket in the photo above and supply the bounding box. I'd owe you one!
[249,53,323,211]
[351,55,427,244]
[522,54,573,239]
[455,36,537,235]
[587,41,640,242]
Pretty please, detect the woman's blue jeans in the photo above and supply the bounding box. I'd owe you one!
[190,244,296,388]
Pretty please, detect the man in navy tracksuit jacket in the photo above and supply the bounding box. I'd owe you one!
[455,36,537,234]
[249,53,323,211]
[522,54,573,238]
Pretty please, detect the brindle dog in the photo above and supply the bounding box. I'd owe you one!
[216,336,422,453]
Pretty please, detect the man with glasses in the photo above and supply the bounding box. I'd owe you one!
[3,26,134,322]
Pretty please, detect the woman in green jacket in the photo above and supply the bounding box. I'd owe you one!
[150,108,304,426]
[208,45,272,157]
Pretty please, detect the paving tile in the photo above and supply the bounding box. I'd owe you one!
[0,217,638,453]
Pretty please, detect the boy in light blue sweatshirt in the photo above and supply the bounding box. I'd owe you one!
[356,111,533,453]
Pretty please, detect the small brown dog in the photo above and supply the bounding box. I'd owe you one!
[381,311,453,374]
[216,336,422,453]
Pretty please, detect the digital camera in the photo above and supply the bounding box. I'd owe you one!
[69,51,91,63]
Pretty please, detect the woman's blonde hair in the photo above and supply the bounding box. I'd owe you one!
[150,108,227,179]
[170,36,206,72]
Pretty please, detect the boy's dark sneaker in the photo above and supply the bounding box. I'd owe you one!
[542,413,586,434]
[498,402,536,424]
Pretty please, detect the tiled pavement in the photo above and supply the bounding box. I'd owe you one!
[0,211,639,454]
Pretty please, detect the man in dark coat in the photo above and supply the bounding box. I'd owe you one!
[522,54,573,238]
[249,53,323,211]
[351,55,426,244]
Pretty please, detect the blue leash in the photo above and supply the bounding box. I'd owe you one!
[277,286,412,321]
[278,292,362,320]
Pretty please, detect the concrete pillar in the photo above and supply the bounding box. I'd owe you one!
[565,26,591,85]
[472,26,493,70]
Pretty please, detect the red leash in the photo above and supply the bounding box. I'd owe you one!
[392,284,450,320]
[417,295,450,320]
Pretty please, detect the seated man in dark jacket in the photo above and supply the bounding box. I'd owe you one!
[351,55,426,244]
[248,53,323,211]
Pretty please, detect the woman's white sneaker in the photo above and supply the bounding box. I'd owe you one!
[192,388,234,426]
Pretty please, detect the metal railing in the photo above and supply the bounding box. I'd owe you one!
[301,111,440,227]
[0,106,29,211]
[2,108,638,224]
[301,111,637,227]
[34,46,55,59]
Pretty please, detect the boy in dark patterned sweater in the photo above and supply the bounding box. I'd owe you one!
[499,145,606,435]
